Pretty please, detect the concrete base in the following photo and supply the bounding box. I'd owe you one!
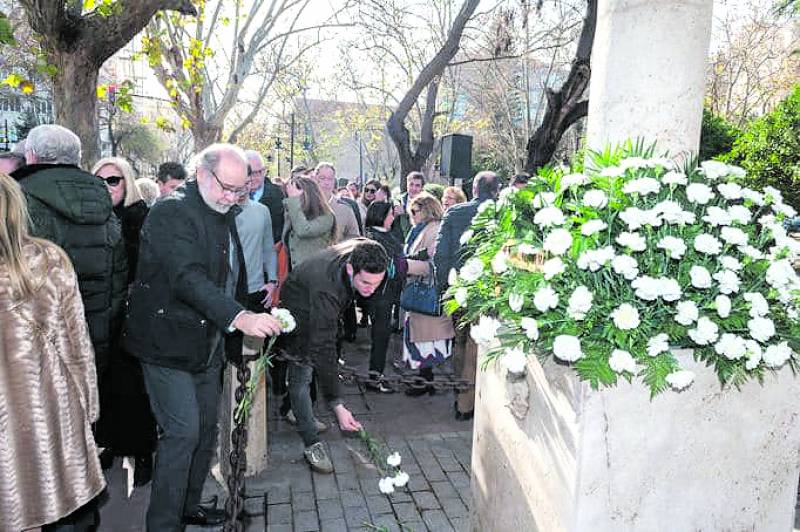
[470,349,800,531]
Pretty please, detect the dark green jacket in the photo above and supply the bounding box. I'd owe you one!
[15,163,128,372]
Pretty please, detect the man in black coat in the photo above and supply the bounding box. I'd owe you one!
[434,171,499,419]
[124,144,282,530]
[279,238,388,473]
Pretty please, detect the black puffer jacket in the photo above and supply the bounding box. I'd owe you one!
[114,200,148,283]
[15,163,128,371]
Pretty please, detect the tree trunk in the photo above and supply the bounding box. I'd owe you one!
[524,0,597,173]
[51,49,101,168]
[192,120,223,152]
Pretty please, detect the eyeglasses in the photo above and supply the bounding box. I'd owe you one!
[364,187,377,193]
[102,175,124,187]
[249,167,266,177]
[211,169,250,197]
[411,208,419,216]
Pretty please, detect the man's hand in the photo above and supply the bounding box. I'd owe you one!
[259,281,277,308]
[333,404,362,432]
[232,311,282,337]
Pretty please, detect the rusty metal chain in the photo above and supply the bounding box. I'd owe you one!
[224,356,257,531]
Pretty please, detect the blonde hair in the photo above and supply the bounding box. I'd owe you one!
[91,156,144,208]
[408,192,443,223]
[0,173,45,298]
[136,177,160,207]
[442,186,467,206]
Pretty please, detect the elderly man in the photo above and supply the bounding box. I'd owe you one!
[124,144,283,530]
[434,171,500,421]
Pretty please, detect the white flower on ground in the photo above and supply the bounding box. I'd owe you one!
[741,188,765,205]
[686,183,715,205]
[666,369,695,390]
[657,236,687,259]
[560,173,590,189]
[702,206,732,227]
[533,285,559,313]
[532,192,556,208]
[542,257,566,280]
[454,287,468,307]
[743,292,769,318]
[503,346,528,375]
[748,316,776,343]
[612,255,639,280]
[631,276,661,301]
[700,160,732,180]
[518,243,539,255]
[688,316,719,345]
[728,205,752,225]
[448,268,458,286]
[543,229,573,256]
[623,177,661,196]
[459,230,474,246]
[715,295,732,318]
[581,219,608,236]
[582,189,608,209]
[717,182,743,201]
[659,277,682,301]
[713,270,741,295]
[647,333,670,357]
[271,308,297,333]
[553,335,583,362]
[693,233,723,255]
[745,340,763,370]
[766,259,797,288]
[762,342,794,368]
[577,246,615,272]
[534,206,566,227]
[520,317,539,340]
[612,303,641,330]
[739,245,765,260]
[616,231,647,252]
[459,257,484,283]
[689,265,713,288]
[387,452,401,467]
[392,471,410,488]
[379,477,395,494]
[509,292,524,312]
[715,333,747,360]
[719,255,743,272]
[675,300,699,325]
[492,249,509,274]
[720,227,749,246]
[470,315,502,346]
[568,286,593,320]
[609,349,637,374]
[661,171,688,186]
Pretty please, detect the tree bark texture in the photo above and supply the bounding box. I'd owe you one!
[524,0,597,173]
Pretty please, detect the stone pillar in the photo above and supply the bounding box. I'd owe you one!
[470,351,800,531]
[585,0,714,157]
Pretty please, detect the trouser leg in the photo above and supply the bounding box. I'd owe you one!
[368,300,393,375]
[454,327,477,413]
[288,363,318,447]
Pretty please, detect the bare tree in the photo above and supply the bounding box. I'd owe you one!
[16,0,196,165]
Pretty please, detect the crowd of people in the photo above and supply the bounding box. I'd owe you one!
[0,122,502,531]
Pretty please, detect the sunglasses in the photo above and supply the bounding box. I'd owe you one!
[364,187,377,193]
[211,169,250,197]
[102,175,124,187]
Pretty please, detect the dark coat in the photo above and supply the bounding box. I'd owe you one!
[16,163,128,371]
[114,199,148,284]
[434,196,491,290]
[123,180,246,373]
[365,228,405,302]
[259,180,285,243]
[278,240,364,405]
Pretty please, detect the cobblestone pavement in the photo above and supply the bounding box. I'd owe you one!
[99,325,474,531]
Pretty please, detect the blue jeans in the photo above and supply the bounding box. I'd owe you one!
[141,358,222,532]
[288,363,319,447]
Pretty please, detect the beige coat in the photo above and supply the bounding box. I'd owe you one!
[330,196,360,242]
[0,242,104,531]
[405,220,455,343]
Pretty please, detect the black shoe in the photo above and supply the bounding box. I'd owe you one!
[99,449,114,470]
[133,454,152,487]
[455,409,474,421]
[182,504,228,526]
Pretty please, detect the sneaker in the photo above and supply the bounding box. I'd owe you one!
[285,410,328,432]
[304,442,334,474]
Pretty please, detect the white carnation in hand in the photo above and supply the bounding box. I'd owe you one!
[519,317,539,340]
[609,349,637,374]
[616,231,647,252]
[612,255,639,280]
[713,270,741,295]
[387,452,402,467]
[675,300,699,325]
[459,257,484,283]
[727,205,752,225]
[720,226,749,246]
[533,206,566,227]
[686,183,715,205]
[688,316,719,345]
[647,333,670,357]
[543,229,573,256]
[612,303,640,330]
[743,292,769,318]
[582,189,608,209]
[271,308,297,333]
[623,177,661,196]
[553,335,583,362]
[542,257,566,280]
[470,315,502,346]
[581,219,608,236]
[693,233,723,255]
[533,285,559,313]
[748,316,776,343]
[657,236,686,259]
[567,286,593,320]
[666,369,695,390]
[689,265,712,288]
[762,342,794,368]
[715,294,732,318]
[715,333,747,360]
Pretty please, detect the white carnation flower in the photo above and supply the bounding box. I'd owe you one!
[661,171,688,186]
[720,226,749,246]
[616,231,647,252]
[387,452,402,467]
[379,477,395,494]
[666,369,695,390]
[743,292,769,318]
[693,233,723,255]
[700,160,732,180]
[657,236,687,259]
[454,287,468,307]
[611,303,639,330]
[632,276,661,301]
[702,206,732,227]
[533,285,559,313]
[766,259,797,288]
[271,308,297,333]
[619,207,647,230]
[659,277,682,301]
[392,471,410,488]
[502,346,528,375]
[532,192,556,208]
[715,333,747,360]
[689,265,712,288]
[600,166,624,177]
[542,257,566,280]
[459,230,474,245]
[609,349,637,374]
[686,183,715,205]
[552,334,583,362]
[447,268,458,286]
[560,173,590,189]
[611,255,639,280]
[741,187,765,206]
[518,243,539,255]
[647,333,670,357]
[509,292,524,312]
[745,340,763,370]
[762,342,793,368]
[543,229,573,256]
[713,269,741,295]
[519,317,539,340]
[533,206,566,228]
[582,189,608,209]
[577,246,615,272]
[567,286,593,321]
[719,255,742,272]
[470,315,502,346]
[619,156,650,170]
[675,300,699,325]
[715,294,732,318]
[688,316,719,345]
[764,186,784,205]
[623,177,661,196]
[727,205,752,225]
[459,258,484,283]
[492,249,509,274]
[774,202,797,218]
[739,245,765,260]
[581,219,608,236]
[717,182,743,201]
[748,316,776,343]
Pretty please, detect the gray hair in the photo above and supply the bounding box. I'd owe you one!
[27,124,82,165]
[244,149,264,163]
[190,143,249,177]
[315,161,336,175]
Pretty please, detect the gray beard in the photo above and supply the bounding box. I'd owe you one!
[197,179,232,213]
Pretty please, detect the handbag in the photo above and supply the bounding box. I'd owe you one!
[400,262,441,316]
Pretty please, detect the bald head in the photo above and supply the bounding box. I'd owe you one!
[194,143,250,213]
[472,171,500,200]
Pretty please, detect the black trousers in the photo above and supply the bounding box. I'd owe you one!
[368,298,394,375]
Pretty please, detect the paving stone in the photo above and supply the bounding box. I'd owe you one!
[431,445,452,458]
[369,514,401,532]
[392,502,422,523]
[267,503,292,525]
[244,516,265,532]
[335,473,360,492]
[292,510,320,532]
[365,495,393,516]
[419,461,447,482]
[265,524,292,532]
[446,471,470,488]
[265,485,291,505]
[343,504,371,529]
[317,498,344,521]
[456,486,471,505]
[292,491,316,512]
[313,473,339,500]
[339,489,366,508]
[440,497,468,520]
[412,490,441,511]
[449,516,470,531]
[422,509,454,532]
[430,481,458,501]
[388,490,412,503]
[406,474,430,492]
[436,456,463,473]
[319,517,348,532]
[399,521,426,531]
